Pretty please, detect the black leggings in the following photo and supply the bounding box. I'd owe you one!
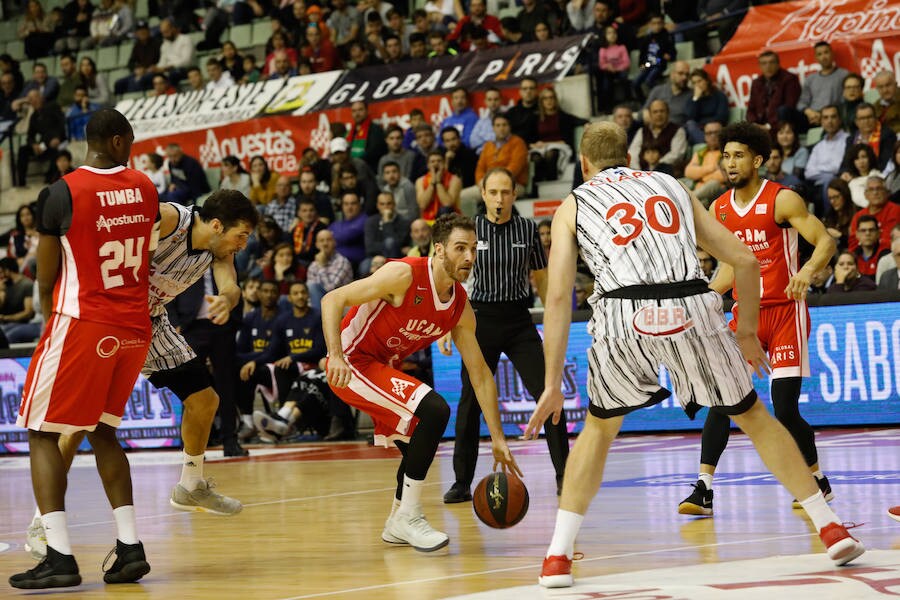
[700,377,818,468]
[394,390,450,500]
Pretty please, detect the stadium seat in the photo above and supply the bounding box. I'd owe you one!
[804,126,823,147]
[229,23,253,49]
[118,40,135,64]
[97,45,118,71]
[6,40,24,60]
[251,20,271,47]
[675,41,694,62]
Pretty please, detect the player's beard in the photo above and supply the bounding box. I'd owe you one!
[443,254,469,282]
[727,175,750,189]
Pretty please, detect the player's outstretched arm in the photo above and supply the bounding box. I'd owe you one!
[776,189,837,301]
[525,196,577,440]
[693,196,770,377]
[321,261,412,388]
[452,302,522,477]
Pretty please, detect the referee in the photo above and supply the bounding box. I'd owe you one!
[443,167,569,503]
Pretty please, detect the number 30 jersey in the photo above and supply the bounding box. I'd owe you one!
[38,165,160,328]
[574,167,704,296]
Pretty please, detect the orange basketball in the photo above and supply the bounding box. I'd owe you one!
[472,471,529,529]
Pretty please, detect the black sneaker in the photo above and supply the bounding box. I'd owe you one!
[678,480,713,516]
[9,546,81,589]
[443,482,472,504]
[223,437,249,457]
[792,475,835,508]
[102,540,151,584]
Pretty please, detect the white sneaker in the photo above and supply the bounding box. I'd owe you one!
[24,516,47,560]
[385,510,449,552]
[381,503,408,545]
[170,479,243,516]
[252,410,290,439]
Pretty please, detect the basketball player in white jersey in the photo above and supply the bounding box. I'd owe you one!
[525,122,864,588]
[25,191,259,560]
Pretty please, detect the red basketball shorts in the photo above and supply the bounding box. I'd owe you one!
[17,314,151,434]
[329,354,432,447]
[731,301,810,379]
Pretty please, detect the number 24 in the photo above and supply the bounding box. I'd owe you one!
[99,237,145,290]
[605,195,680,246]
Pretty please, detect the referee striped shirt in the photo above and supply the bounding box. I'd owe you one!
[471,215,547,303]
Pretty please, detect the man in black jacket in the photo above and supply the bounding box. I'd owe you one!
[162,143,211,205]
[16,90,66,187]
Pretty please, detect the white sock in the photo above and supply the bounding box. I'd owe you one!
[546,509,584,559]
[179,452,205,490]
[699,473,714,491]
[277,405,293,421]
[42,511,72,555]
[397,475,424,515]
[812,470,824,480]
[33,506,41,521]
[800,492,839,531]
[113,505,139,545]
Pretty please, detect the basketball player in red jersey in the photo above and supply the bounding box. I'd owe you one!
[323,213,521,552]
[678,122,837,517]
[11,109,159,589]
[525,122,862,589]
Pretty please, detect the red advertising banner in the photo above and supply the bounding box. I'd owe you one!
[706,0,900,108]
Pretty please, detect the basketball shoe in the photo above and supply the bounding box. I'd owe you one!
[889,506,900,522]
[792,475,834,508]
[384,509,449,552]
[678,480,713,516]
[539,554,574,588]
[102,540,151,584]
[443,482,472,504]
[818,522,865,566]
[253,410,291,441]
[9,547,81,589]
[170,479,243,515]
[24,516,47,559]
[381,502,409,545]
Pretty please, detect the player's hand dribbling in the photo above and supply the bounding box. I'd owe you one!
[491,439,523,478]
[784,265,813,301]
[736,331,771,378]
[205,294,231,325]
[524,387,564,441]
[326,355,352,388]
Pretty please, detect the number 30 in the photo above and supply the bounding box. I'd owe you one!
[605,196,681,246]
[99,237,145,289]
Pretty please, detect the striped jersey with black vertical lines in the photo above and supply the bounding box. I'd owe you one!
[573,167,704,297]
[147,203,215,317]
[470,214,547,303]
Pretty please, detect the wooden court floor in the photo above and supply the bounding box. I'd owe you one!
[2,428,900,599]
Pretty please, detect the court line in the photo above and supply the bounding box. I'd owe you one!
[275,525,898,600]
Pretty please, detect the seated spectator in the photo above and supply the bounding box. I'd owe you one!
[262,175,299,232]
[13,62,60,113]
[0,258,35,333]
[263,31,298,76]
[249,155,278,206]
[103,0,135,46]
[843,102,898,171]
[0,73,19,122]
[697,248,717,281]
[141,152,167,195]
[403,108,426,149]
[148,74,176,97]
[470,114,528,203]
[292,198,328,263]
[7,205,39,277]
[380,161,418,221]
[19,0,56,59]
[412,124,439,167]
[236,279,282,438]
[853,215,890,281]
[808,262,834,295]
[684,68,729,145]
[683,120,726,206]
[628,99,688,174]
[763,145,803,191]
[147,18,196,88]
[219,155,251,196]
[842,143,883,208]
[262,242,307,296]
[330,191,367,271]
[184,67,205,92]
[886,141,900,202]
[82,0,116,49]
[441,126,477,188]
[303,24,342,73]
[206,58,235,90]
[307,229,353,309]
[4,276,42,343]
[15,90,65,188]
[78,57,109,107]
[877,238,900,291]
[408,32,428,59]
[774,120,809,179]
[849,176,900,251]
[378,124,422,182]
[470,87,503,155]
[219,41,245,82]
[239,215,290,279]
[838,73,864,134]
[297,167,335,224]
[241,54,262,84]
[747,50,800,132]
[333,162,378,215]
[827,250,877,293]
[416,150,462,222]
[822,178,855,249]
[328,0,360,56]
[423,0,463,23]
[54,0,94,54]
[427,31,457,58]
[65,86,99,141]
[51,149,75,184]
[447,0,501,51]
[406,218,435,257]
[789,40,848,133]
[538,218,551,255]
[506,77,539,144]
[639,142,664,173]
[874,70,900,135]
[632,13,675,100]
[381,33,406,65]
[530,86,587,183]
[113,20,160,95]
[348,101,388,174]
[349,41,382,67]
[613,104,640,144]
[363,192,411,273]
[162,143,211,205]
[55,54,79,110]
[595,25,631,113]
[440,88,479,148]
[805,105,850,215]
[642,61,691,127]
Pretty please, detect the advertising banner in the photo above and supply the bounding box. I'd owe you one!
[433,302,900,437]
[706,0,900,108]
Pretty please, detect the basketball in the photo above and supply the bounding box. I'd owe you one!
[472,471,529,529]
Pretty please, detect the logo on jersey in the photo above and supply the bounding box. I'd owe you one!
[632,306,694,337]
[390,377,414,398]
[96,335,121,358]
[719,212,727,222]
[400,319,444,341]
[755,204,768,214]
[386,336,402,348]
[414,295,423,305]
[734,228,770,252]
[96,214,149,232]
[96,188,145,207]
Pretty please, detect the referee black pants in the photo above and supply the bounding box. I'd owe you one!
[181,319,240,441]
[452,302,569,488]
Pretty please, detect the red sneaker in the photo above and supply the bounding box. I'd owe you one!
[539,555,573,588]
[819,522,865,566]
[889,506,900,522]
